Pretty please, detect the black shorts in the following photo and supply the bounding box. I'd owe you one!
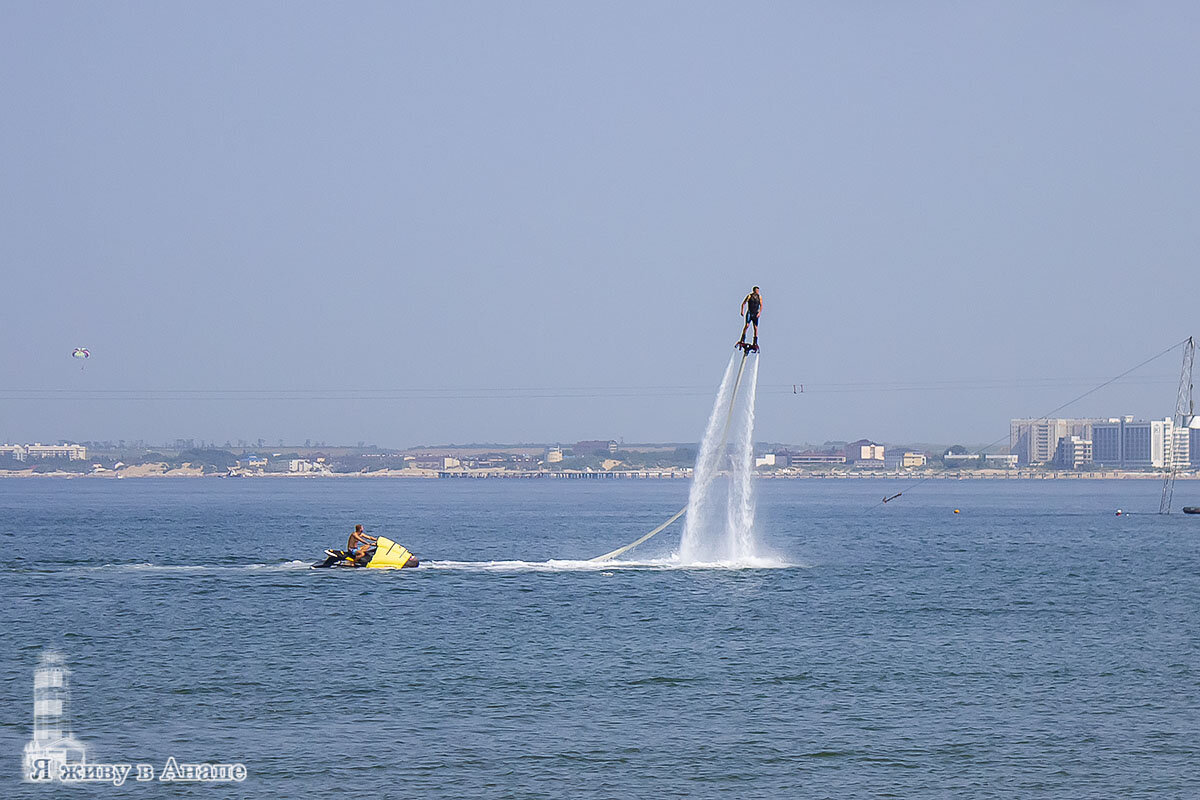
[745,312,759,325]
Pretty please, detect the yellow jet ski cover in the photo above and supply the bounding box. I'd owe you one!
[366,536,416,569]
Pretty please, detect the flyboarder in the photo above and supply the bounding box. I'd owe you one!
[738,286,762,351]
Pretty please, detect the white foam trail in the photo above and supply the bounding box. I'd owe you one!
[71,560,312,573]
[47,556,801,574]
[678,351,763,563]
[424,556,797,572]
[252,560,312,571]
[424,558,671,572]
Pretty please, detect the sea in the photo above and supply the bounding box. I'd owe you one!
[2,477,1198,799]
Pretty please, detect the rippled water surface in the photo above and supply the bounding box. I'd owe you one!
[3,478,1198,798]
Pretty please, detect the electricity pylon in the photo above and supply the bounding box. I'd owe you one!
[1160,336,1195,515]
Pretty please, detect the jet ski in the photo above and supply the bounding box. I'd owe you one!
[1184,507,1200,515]
[312,536,419,569]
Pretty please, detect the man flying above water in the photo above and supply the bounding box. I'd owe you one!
[739,286,762,349]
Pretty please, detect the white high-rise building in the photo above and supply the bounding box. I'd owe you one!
[1091,417,1173,469]
[1171,426,1190,470]
[1054,435,1093,469]
[1191,417,1200,467]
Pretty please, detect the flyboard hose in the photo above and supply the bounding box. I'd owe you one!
[589,351,752,562]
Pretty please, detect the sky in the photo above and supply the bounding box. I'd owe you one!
[1,2,1197,448]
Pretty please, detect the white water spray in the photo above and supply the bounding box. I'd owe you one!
[678,352,761,563]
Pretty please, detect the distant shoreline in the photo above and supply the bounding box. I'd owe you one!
[1,467,1195,481]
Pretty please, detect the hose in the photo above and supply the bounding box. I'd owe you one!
[588,350,751,562]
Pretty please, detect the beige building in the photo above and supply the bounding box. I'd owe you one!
[1010,419,1095,465]
[845,440,885,463]
[901,452,927,468]
[412,456,460,470]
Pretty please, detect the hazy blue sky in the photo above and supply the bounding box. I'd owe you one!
[2,2,1196,447]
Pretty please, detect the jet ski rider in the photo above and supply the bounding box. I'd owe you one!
[348,524,377,564]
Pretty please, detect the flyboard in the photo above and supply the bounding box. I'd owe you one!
[589,342,758,562]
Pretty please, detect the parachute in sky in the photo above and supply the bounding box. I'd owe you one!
[72,348,89,370]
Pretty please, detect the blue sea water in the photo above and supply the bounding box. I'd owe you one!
[2,477,1198,798]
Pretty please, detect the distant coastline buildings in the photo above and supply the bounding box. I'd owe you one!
[1054,435,1093,470]
[572,440,618,455]
[1009,419,1092,465]
[0,443,87,461]
[943,452,1019,468]
[774,441,926,469]
[4,419,1199,478]
[781,449,846,466]
[1011,416,1198,470]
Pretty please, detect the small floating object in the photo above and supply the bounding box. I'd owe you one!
[1183,507,1199,515]
[953,509,960,514]
[1115,509,1123,516]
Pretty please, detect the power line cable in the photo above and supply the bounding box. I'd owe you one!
[875,337,1192,506]
[0,375,1175,402]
